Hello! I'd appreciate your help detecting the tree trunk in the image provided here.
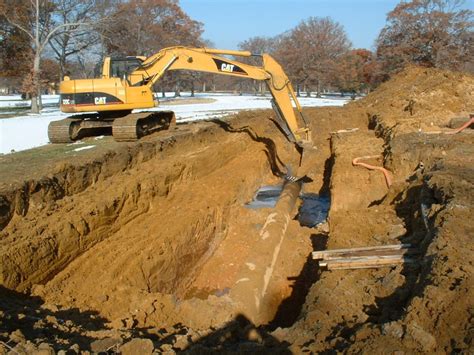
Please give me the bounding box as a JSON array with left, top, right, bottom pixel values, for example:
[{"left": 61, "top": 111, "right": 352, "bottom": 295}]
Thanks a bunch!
[
  {"left": 174, "top": 80, "right": 181, "bottom": 97},
  {"left": 202, "top": 81, "right": 206, "bottom": 92},
  {"left": 191, "top": 80, "right": 195, "bottom": 97},
  {"left": 31, "top": 0, "right": 42, "bottom": 114},
  {"left": 316, "top": 80, "right": 322, "bottom": 98},
  {"left": 296, "top": 83, "right": 301, "bottom": 97},
  {"left": 31, "top": 53, "right": 42, "bottom": 113},
  {"left": 59, "top": 56, "right": 65, "bottom": 82}
]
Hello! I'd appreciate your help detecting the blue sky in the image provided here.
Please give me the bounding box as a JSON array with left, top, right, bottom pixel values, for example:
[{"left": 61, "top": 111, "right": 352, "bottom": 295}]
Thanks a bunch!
[{"left": 180, "top": 0, "right": 403, "bottom": 51}]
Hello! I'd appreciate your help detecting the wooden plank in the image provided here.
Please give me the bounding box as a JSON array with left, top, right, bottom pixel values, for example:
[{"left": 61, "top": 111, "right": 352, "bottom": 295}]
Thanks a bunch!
[
  {"left": 319, "top": 254, "right": 406, "bottom": 266},
  {"left": 312, "top": 244, "right": 412, "bottom": 260},
  {"left": 321, "top": 248, "right": 419, "bottom": 260},
  {"left": 328, "top": 263, "right": 413, "bottom": 270},
  {"left": 320, "top": 256, "right": 417, "bottom": 270}
]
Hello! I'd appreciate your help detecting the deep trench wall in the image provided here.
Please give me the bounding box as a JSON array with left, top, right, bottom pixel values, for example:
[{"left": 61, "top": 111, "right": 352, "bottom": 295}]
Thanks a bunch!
[
  {"left": 361, "top": 123, "right": 474, "bottom": 352},
  {"left": 0, "top": 137, "right": 184, "bottom": 290},
  {"left": 0, "top": 138, "right": 175, "bottom": 231},
  {"left": 361, "top": 68, "right": 473, "bottom": 352},
  {"left": 0, "top": 113, "right": 294, "bottom": 292}
]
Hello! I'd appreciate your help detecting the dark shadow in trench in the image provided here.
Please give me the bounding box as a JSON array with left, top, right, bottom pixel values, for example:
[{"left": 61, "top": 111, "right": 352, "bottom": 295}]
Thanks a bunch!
[
  {"left": 364, "top": 181, "right": 437, "bottom": 324},
  {"left": 268, "top": 233, "right": 329, "bottom": 329},
  {"left": 0, "top": 286, "right": 108, "bottom": 351},
  {"left": 182, "top": 313, "right": 291, "bottom": 354},
  {"left": 209, "top": 119, "right": 290, "bottom": 178},
  {"left": 318, "top": 153, "right": 334, "bottom": 197}
]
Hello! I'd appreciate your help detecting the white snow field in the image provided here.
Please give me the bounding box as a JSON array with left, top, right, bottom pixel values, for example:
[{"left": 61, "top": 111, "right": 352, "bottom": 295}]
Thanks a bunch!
[{"left": 0, "top": 93, "right": 349, "bottom": 154}]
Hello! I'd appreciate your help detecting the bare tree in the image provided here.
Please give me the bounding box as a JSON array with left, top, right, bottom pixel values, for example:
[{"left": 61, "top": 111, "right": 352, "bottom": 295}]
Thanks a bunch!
[
  {"left": 276, "top": 17, "right": 352, "bottom": 97},
  {"left": 376, "top": 0, "right": 473, "bottom": 74},
  {"left": 98, "top": 0, "right": 203, "bottom": 97},
  {"left": 99, "top": 0, "right": 203, "bottom": 56},
  {"left": 48, "top": 0, "right": 102, "bottom": 80},
  {"left": 0, "top": 0, "right": 93, "bottom": 112},
  {"left": 238, "top": 36, "right": 279, "bottom": 94}
]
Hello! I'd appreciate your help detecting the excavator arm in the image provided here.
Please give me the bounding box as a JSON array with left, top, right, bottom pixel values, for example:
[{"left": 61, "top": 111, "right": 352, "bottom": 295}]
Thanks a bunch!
[{"left": 128, "top": 47, "right": 311, "bottom": 146}]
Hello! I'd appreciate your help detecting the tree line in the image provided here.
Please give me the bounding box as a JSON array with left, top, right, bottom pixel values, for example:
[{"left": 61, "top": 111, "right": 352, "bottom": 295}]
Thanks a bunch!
[
  {"left": 239, "top": 0, "right": 472, "bottom": 96},
  {"left": 0, "top": 0, "right": 472, "bottom": 113}
]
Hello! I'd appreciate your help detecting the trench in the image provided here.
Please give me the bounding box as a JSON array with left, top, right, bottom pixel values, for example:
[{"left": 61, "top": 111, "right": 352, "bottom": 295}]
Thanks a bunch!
[
  {"left": 0, "top": 112, "right": 327, "bottom": 332},
  {"left": 1, "top": 106, "right": 375, "bottom": 339}
]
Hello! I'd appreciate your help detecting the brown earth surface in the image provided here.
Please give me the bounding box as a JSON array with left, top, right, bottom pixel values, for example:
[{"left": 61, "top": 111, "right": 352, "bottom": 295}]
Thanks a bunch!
[{"left": 0, "top": 66, "right": 473, "bottom": 354}]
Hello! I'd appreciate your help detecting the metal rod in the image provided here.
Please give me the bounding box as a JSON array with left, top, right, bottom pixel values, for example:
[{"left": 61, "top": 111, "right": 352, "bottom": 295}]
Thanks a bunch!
[{"left": 202, "top": 48, "right": 252, "bottom": 57}]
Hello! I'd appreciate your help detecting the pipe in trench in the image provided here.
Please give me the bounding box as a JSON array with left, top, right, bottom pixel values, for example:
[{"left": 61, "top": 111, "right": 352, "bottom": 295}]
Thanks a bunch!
[{"left": 230, "top": 180, "right": 302, "bottom": 325}]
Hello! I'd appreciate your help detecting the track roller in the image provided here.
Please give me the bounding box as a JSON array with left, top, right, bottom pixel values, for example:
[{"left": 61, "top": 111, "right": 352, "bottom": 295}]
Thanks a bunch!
[{"left": 112, "top": 111, "right": 176, "bottom": 142}]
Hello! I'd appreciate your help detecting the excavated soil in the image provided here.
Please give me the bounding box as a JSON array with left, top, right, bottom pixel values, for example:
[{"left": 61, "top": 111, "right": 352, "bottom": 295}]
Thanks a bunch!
[{"left": 0, "top": 66, "right": 473, "bottom": 353}]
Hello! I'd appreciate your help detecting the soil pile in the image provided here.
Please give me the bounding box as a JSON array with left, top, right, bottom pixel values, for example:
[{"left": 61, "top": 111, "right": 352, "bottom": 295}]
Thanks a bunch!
[{"left": 361, "top": 65, "right": 473, "bottom": 134}]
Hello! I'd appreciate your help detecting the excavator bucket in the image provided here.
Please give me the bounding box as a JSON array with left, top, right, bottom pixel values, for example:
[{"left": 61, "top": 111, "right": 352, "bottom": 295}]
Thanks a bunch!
[{"left": 296, "top": 140, "right": 317, "bottom": 181}]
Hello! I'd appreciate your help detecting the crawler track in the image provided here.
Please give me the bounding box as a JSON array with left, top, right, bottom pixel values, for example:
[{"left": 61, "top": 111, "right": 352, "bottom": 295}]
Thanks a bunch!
[
  {"left": 48, "top": 111, "right": 176, "bottom": 143},
  {"left": 47, "top": 118, "right": 84, "bottom": 143}
]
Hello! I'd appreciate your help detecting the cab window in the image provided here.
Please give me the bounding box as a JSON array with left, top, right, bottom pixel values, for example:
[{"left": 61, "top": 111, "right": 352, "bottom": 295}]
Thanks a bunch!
[{"left": 110, "top": 58, "right": 143, "bottom": 79}]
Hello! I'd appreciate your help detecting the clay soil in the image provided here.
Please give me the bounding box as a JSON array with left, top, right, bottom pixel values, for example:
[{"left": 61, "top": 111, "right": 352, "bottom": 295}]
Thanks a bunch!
[{"left": 0, "top": 66, "right": 473, "bottom": 354}]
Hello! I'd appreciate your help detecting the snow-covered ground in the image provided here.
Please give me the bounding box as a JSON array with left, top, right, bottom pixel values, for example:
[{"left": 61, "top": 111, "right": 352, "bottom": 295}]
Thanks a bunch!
[
  {"left": 0, "top": 93, "right": 349, "bottom": 155},
  {"left": 0, "top": 94, "right": 60, "bottom": 109}
]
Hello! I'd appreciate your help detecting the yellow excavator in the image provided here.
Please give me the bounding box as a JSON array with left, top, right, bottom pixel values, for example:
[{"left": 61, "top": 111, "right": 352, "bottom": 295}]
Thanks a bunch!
[{"left": 49, "top": 47, "right": 311, "bottom": 150}]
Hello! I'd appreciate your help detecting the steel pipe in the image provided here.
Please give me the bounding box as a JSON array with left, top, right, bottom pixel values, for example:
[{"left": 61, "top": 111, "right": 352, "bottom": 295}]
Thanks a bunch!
[{"left": 230, "top": 180, "right": 302, "bottom": 324}]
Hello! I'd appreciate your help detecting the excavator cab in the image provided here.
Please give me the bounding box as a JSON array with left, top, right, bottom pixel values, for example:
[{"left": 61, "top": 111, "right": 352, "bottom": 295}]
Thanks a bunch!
[
  {"left": 92, "top": 56, "right": 146, "bottom": 80},
  {"left": 109, "top": 57, "right": 143, "bottom": 79}
]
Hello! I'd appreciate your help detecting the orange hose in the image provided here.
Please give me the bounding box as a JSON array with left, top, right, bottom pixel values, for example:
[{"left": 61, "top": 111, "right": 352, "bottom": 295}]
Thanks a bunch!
[
  {"left": 444, "top": 115, "right": 474, "bottom": 135},
  {"left": 352, "top": 155, "right": 392, "bottom": 188}
]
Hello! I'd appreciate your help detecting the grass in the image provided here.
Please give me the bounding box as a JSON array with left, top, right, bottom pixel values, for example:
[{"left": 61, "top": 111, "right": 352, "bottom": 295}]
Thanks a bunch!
[{"left": 0, "top": 136, "right": 120, "bottom": 187}]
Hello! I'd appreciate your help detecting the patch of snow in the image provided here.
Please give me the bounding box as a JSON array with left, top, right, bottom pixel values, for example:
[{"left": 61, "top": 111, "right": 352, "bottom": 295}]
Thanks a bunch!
[
  {"left": 73, "top": 145, "right": 95, "bottom": 152},
  {"left": 140, "top": 93, "right": 349, "bottom": 123},
  {"left": 0, "top": 112, "right": 67, "bottom": 154},
  {"left": 67, "top": 141, "right": 84, "bottom": 146}
]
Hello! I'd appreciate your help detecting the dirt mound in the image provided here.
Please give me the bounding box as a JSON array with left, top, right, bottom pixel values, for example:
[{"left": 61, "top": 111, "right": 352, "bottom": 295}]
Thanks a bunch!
[
  {"left": 0, "top": 66, "right": 473, "bottom": 353},
  {"left": 357, "top": 65, "right": 474, "bottom": 136}
]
